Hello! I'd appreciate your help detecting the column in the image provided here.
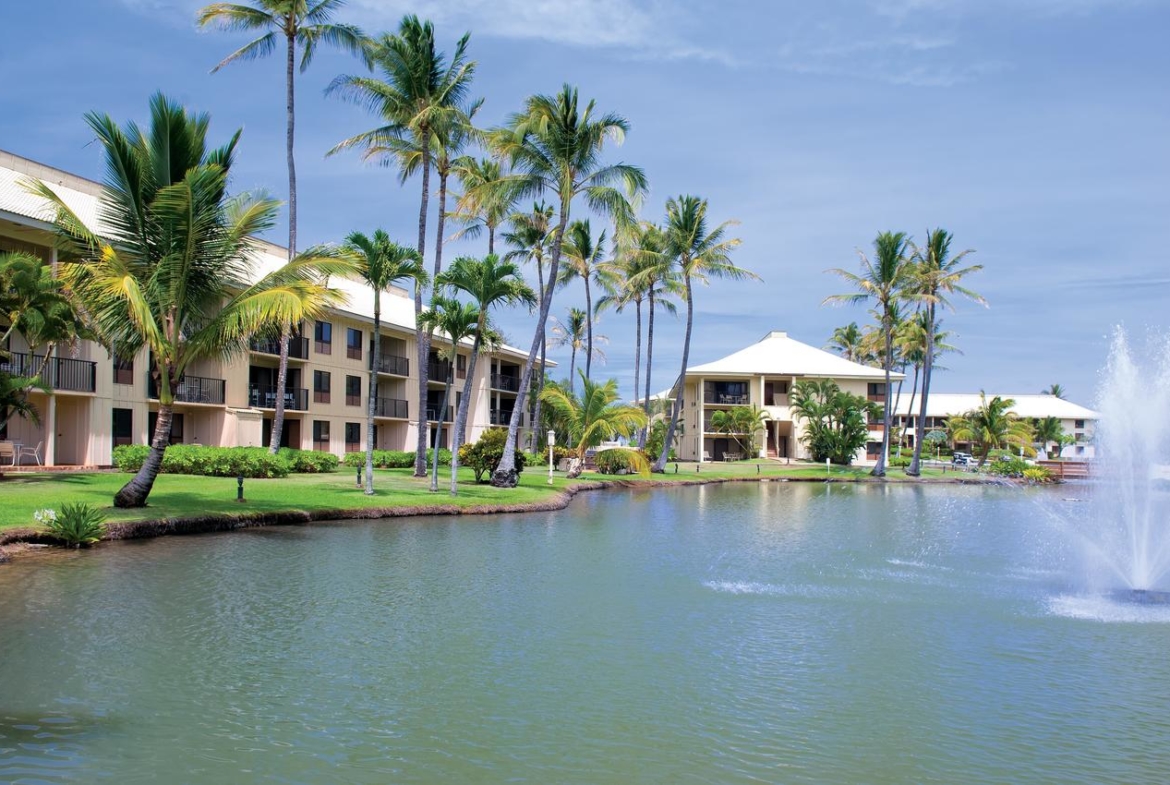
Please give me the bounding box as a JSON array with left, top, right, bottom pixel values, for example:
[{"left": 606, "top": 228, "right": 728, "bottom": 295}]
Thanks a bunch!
[{"left": 45, "top": 395, "right": 56, "bottom": 467}]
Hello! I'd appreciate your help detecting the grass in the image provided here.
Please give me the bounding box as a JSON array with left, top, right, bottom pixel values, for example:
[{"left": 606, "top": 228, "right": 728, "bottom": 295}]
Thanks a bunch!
[{"left": 0, "top": 460, "right": 959, "bottom": 533}]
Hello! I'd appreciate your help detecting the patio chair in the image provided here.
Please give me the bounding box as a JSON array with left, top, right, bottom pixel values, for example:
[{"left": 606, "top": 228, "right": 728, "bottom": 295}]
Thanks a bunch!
[
  {"left": 0, "top": 441, "right": 14, "bottom": 466},
  {"left": 17, "top": 440, "right": 43, "bottom": 466},
  {"left": 702, "top": 450, "right": 712, "bottom": 462}
]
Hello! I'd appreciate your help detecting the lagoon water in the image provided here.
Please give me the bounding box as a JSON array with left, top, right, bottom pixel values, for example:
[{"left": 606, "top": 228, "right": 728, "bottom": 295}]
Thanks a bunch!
[{"left": 2, "top": 482, "right": 1170, "bottom": 784}]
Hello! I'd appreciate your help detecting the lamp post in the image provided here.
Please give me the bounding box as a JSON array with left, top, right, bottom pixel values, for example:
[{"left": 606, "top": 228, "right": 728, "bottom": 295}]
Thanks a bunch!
[{"left": 547, "top": 430, "right": 556, "bottom": 485}]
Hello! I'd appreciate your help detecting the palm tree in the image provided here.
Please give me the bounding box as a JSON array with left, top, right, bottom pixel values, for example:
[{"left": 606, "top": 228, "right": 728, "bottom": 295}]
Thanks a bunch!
[
  {"left": 894, "top": 312, "right": 959, "bottom": 456},
  {"left": 436, "top": 254, "right": 535, "bottom": 495},
  {"left": 1032, "top": 415, "right": 1065, "bottom": 458},
  {"left": 824, "top": 231, "right": 913, "bottom": 477},
  {"left": 649, "top": 196, "right": 753, "bottom": 473},
  {"left": 906, "top": 229, "right": 984, "bottom": 476},
  {"left": 198, "top": 0, "right": 366, "bottom": 456},
  {"left": 550, "top": 308, "right": 609, "bottom": 394},
  {"left": 949, "top": 393, "right": 1033, "bottom": 467},
  {"left": 449, "top": 157, "right": 519, "bottom": 255},
  {"left": 486, "top": 85, "right": 647, "bottom": 487},
  {"left": 826, "top": 322, "right": 866, "bottom": 363},
  {"left": 558, "top": 219, "right": 607, "bottom": 379},
  {"left": 418, "top": 296, "right": 480, "bottom": 493},
  {"left": 1041, "top": 383, "right": 1067, "bottom": 399},
  {"left": 631, "top": 223, "right": 681, "bottom": 449},
  {"left": 709, "top": 405, "right": 769, "bottom": 459},
  {"left": 327, "top": 15, "right": 476, "bottom": 477},
  {"left": 344, "top": 230, "right": 428, "bottom": 495},
  {"left": 30, "top": 94, "right": 352, "bottom": 506},
  {"left": 539, "top": 371, "right": 648, "bottom": 478}
]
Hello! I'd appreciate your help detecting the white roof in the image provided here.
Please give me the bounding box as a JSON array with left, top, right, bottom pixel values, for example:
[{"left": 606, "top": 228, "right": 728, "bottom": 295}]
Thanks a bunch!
[
  {"left": 0, "top": 149, "right": 541, "bottom": 364},
  {"left": 688, "top": 330, "right": 900, "bottom": 381},
  {"left": 893, "top": 393, "right": 1099, "bottom": 421}
]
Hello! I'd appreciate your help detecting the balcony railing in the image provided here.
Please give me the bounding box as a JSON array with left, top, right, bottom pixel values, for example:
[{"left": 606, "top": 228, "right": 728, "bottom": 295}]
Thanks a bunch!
[
  {"left": 491, "top": 373, "right": 520, "bottom": 392},
  {"left": 250, "top": 336, "right": 309, "bottom": 360},
  {"left": 428, "top": 360, "right": 451, "bottom": 381},
  {"left": 0, "top": 352, "right": 96, "bottom": 393},
  {"left": 248, "top": 384, "right": 308, "bottom": 411},
  {"left": 148, "top": 375, "right": 226, "bottom": 405},
  {"left": 425, "top": 405, "right": 453, "bottom": 422},
  {"left": 371, "top": 353, "right": 410, "bottom": 376},
  {"left": 489, "top": 408, "right": 522, "bottom": 426},
  {"left": 703, "top": 390, "right": 749, "bottom": 405},
  {"left": 374, "top": 398, "right": 409, "bottom": 419}
]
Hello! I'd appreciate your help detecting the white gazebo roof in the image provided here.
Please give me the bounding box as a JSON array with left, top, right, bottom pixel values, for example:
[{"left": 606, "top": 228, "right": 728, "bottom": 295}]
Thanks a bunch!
[{"left": 688, "top": 330, "right": 899, "bottom": 381}]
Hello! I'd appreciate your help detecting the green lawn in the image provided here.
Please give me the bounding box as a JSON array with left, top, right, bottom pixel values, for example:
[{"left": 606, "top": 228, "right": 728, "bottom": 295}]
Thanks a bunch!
[{"left": 0, "top": 460, "right": 957, "bottom": 533}]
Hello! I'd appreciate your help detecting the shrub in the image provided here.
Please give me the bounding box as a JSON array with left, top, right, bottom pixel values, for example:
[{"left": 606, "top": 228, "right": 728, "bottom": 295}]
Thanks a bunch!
[
  {"left": 988, "top": 457, "right": 1031, "bottom": 478},
  {"left": 342, "top": 449, "right": 451, "bottom": 469},
  {"left": 552, "top": 445, "right": 575, "bottom": 464},
  {"left": 594, "top": 448, "right": 650, "bottom": 475},
  {"left": 112, "top": 444, "right": 149, "bottom": 472},
  {"left": 280, "top": 448, "right": 339, "bottom": 473},
  {"left": 112, "top": 444, "right": 289, "bottom": 478},
  {"left": 1022, "top": 466, "right": 1055, "bottom": 484},
  {"left": 458, "top": 428, "right": 526, "bottom": 483},
  {"left": 38, "top": 503, "right": 106, "bottom": 548},
  {"left": 888, "top": 455, "right": 912, "bottom": 468}
]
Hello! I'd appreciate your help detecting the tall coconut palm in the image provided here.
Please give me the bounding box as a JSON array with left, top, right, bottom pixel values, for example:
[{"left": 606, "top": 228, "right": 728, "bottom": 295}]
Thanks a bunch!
[
  {"left": 1041, "top": 383, "right": 1067, "bottom": 400},
  {"left": 418, "top": 295, "right": 479, "bottom": 493},
  {"left": 894, "top": 312, "right": 959, "bottom": 456},
  {"left": 950, "top": 393, "right": 1033, "bottom": 467},
  {"left": 449, "top": 157, "right": 519, "bottom": 256},
  {"left": 558, "top": 219, "right": 607, "bottom": 379},
  {"left": 632, "top": 223, "right": 681, "bottom": 449},
  {"left": 550, "top": 308, "right": 608, "bottom": 394},
  {"left": 595, "top": 226, "right": 648, "bottom": 403},
  {"left": 824, "top": 231, "right": 913, "bottom": 477},
  {"left": 344, "top": 230, "right": 428, "bottom": 495},
  {"left": 906, "top": 229, "right": 984, "bottom": 476},
  {"left": 486, "top": 85, "right": 647, "bottom": 487},
  {"left": 327, "top": 15, "right": 476, "bottom": 477},
  {"left": 436, "top": 254, "right": 535, "bottom": 495},
  {"left": 198, "top": 0, "right": 366, "bottom": 456},
  {"left": 539, "top": 372, "right": 648, "bottom": 478},
  {"left": 502, "top": 201, "right": 555, "bottom": 448},
  {"left": 1033, "top": 415, "right": 1065, "bottom": 458},
  {"left": 650, "top": 196, "right": 753, "bottom": 473},
  {"left": 30, "top": 94, "right": 352, "bottom": 506},
  {"left": 826, "top": 322, "right": 866, "bottom": 364}
]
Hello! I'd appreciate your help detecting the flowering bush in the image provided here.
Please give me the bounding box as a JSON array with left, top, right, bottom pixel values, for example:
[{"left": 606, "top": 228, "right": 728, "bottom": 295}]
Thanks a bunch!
[{"left": 37, "top": 503, "right": 106, "bottom": 548}]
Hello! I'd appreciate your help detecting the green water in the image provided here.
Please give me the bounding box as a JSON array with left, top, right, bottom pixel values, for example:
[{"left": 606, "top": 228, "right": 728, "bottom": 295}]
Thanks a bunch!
[{"left": 2, "top": 483, "right": 1169, "bottom": 783}]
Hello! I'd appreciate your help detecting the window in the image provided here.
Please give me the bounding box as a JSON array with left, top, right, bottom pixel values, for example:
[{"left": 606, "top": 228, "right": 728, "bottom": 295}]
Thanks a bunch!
[
  {"left": 148, "top": 412, "right": 184, "bottom": 445},
  {"left": 314, "top": 321, "right": 332, "bottom": 355},
  {"left": 345, "top": 375, "right": 361, "bottom": 406},
  {"left": 868, "top": 383, "right": 887, "bottom": 397},
  {"left": 346, "top": 328, "right": 362, "bottom": 360},
  {"left": 112, "top": 408, "right": 133, "bottom": 447},
  {"left": 456, "top": 354, "right": 467, "bottom": 379},
  {"left": 313, "top": 420, "right": 330, "bottom": 451},
  {"left": 345, "top": 422, "right": 361, "bottom": 452},
  {"left": 866, "top": 441, "right": 882, "bottom": 458},
  {"left": 313, "top": 370, "right": 331, "bottom": 404},
  {"left": 1075, "top": 419, "right": 1085, "bottom": 429},
  {"left": 113, "top": 354, "right": 134, "bottom": 386}
]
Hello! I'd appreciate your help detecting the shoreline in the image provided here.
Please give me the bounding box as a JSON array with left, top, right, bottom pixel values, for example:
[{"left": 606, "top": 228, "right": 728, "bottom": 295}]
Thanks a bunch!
[{"left": 0, "top": 472, "right": 1006, "bottom": 564}]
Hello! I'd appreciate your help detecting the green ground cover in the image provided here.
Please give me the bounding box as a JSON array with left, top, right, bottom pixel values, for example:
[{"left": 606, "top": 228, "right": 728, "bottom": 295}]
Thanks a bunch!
[{"left": 0, "top": 460, "right": 955, "bottom": 533}]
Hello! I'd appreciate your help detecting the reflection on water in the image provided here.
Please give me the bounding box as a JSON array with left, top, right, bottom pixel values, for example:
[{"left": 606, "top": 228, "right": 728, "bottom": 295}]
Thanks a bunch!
[{"left": 3, "top": 483, "right": 1170, "bottom": 784}]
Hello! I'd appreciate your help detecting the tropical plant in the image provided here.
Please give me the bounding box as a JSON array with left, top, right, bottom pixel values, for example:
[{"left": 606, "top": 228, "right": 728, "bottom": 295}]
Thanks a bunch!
[
  {"left": 905, "top": 229, "right": 984, "bottom": 476},
  {"left": 449, "top": 156, "right": 519, "bottom": 255},
  {"left": 709, "top": 405, "right": 770, "bottom": 458},
  {"left": 436, "top": 254, "right": 535, "bottom": 495},
  {"left": 0, "top": 371, "right": 45, "bottom": 442},
  {"left": 558, "top": 219, "right": 608, "bottom": 380},
  {"left": 1032, "top": 415, "right": 1065, "bottom": 459},
  {"left": 539, "top": 372, "right": 648, "bottom": 478},
  {"left": 1041, "top": 383, "right": 1067, "bottom": 399},
  {"left": 198, "top": 0, "right": 367, "bottom": 455},
  {"left": 948, "top": 393, "right": 1033, "bottom": 467},
  {"left": 345, "top": 230, "right": 428, "bottom": 494},
  {"left": 826, "top": 322, "right": 868, "bottom": 364},
  {"left": 328, "top": 14, "right": 476, "bottom": 477},
  {"left": 29, "top": 94, "right": 352, "bottom": 507},
  {"left": 39, "top": 503, "right": 106, "bottom": 548},
  {"left": 550, "top": 307, "right": 609, "bottom": 394},
  {"left": 789, "top": 379, "right": 879, "bottom": 465},
  {"left": 418, "top": 295, "right": 480, "bottom": 493},
  {"left": 894, "top": 310, "right": 960, "bottom": 454},
  {"left": 824, "top": 230, "right": 914, "bottom": 477},
  {"left": 646, "top": 195, "right": 753, "bottom": 472},
  {"left": 486, "top": 85, "right": 647, "bottom": 487},
  {"left": 457, "top": 427, "right": 527, "bottom": 483}
]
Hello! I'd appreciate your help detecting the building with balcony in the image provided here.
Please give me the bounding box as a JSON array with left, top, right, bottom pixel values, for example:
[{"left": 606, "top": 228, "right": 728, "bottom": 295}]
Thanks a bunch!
[
  {"left": 0, "top": 148, "right": 551, "bottom": 466},
  {"left": 674, "top": 330, "right": 901, "bottom": 464}
]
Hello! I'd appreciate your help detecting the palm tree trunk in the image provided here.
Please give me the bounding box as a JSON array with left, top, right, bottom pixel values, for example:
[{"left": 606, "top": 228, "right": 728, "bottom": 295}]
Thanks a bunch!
[
  {"left": 903, "top": 362, "right": 920, "bottom": 459},
  {"left": 488, "top": 225, "right": 495, "bottom": 257},
  {"left": 568, "top": 346, "right": 577, "bottom": 395},
  {"left": 530, "top": 260, "right": 547, "bottom": 450},
  {"left": 412, "top": 139, "right": 433, "bottom": 477},
  {"left": 451, "top": 332, "right": 483, "bottom": 496},
  {"left": 654, "top": 274, "right": 693, "bottom": 473},
  {"left": 873, "top": 320, "right": 892, "bottom": 477},
  {"left": 114, "top": 400, "right": 173, "bottom": 508},
  {"left": 632, "top": 298, "right": 642, "bottom": 445},
  {"left": 640, "top": 288, "right": 656, "bottom": 451},
  {"left": 492, "top": 208, "right": 569, "bottom": 487},
  {"left": 365, "top": 298, "right": 381, "bottom": 495},
  {"left": 891, "top": 364, "right": 906, "bottom": 458},
  {"left": 584, "top": 276, "right": 593, "bottom": 379},
  {"left": 907, "top": 304, "right": 935, "bottom": 476},
  {"left": 433, "top": 367, "right": 454, "bottom": 493},
  {"left": 268, "top": 324, "right": 291, "bottom": 455}
]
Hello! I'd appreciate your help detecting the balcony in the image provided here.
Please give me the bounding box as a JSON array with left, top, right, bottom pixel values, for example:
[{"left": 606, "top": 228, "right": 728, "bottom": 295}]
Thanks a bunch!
[
  {"left": 491, "top": 373, "right": 520, "bottom": 393},
  {"left": 248, "top": 384, "right": 308, "bottom": 411},
  {"left": 0, "top": 352, "right": 96, "bottom": 393},
  {"left": 373, "top": 398, "right": 409, "bottom": 419},
  {"left": 371, "top": 353, "right": 410, "bottom": 377},
  {"left": 489, "top": 408, "right": 522, "bottom": 426},
  {"left": 148, "top": 375, "right": 226, "bottom": 405},
  {"left": 425, "top": 405, "right": 453, "bottom": 422},
  {"left": 703, "top": 390, "right": 749, "bottom": 405},
  {"left": 428, "top": 360, "right": 451, "bottom": 381},
  {"left": 250, "top": 336, "right": 309, "bottom": 360}
]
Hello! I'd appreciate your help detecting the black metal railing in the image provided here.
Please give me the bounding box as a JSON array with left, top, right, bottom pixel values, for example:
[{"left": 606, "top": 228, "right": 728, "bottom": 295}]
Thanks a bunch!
[
  {"left": 248, "top": 384, "right": 308, "bottom": 411},
  {"left": 249, "top": 336, "right": 309, "bottom": 360},
  {"left": 370, "top": 353, "right": 410, "bottom": 376},
  {"left": 428, "top": 360, "right": 451, "bottom": 381},
  {"left": 703, "top": 389, "right": 749, "bottom": 405},
  {"left": 491, "top": 373, "right": 520, "bottom": 392},
  {"left": 490, "top": 408, "right": 522, "bottom": 426},
  {"left": 148, "top": 375, "right": 226, "bottom": 405},
  {"left": 373, "top": 398, "right": 409, "bottom": 419},
  {"left": 425, "top": 405, "right": 453, "bottom": 422},
  {"left": 0, "top": 352, "right": 96, "bottom": 393}
]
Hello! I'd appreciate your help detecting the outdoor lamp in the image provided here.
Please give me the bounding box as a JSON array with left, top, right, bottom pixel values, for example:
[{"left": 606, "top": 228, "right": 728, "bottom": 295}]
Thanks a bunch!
[{"left": 547, "top": 430, "right": 556, "bottom": 485}]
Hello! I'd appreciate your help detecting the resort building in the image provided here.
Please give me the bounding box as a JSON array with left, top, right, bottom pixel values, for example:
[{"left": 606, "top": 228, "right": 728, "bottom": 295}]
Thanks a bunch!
[
  {"left": 892, "top": 393, "right": 1098, "bottom": 459},
  {"left": 676, "top": 331, "right": 901, "bottom": 464},
  {"left": 0, "top": 149, "right": 548, "bottom": 467}
]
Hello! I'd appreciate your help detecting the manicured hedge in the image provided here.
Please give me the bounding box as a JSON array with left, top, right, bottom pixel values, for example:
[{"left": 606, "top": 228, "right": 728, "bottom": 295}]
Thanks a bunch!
[
  {"left": 341, "top": 448, "right": 452, "bottom": 469},
  {"left": 112, "top": 444, "right": 338, "bottom": 478}
]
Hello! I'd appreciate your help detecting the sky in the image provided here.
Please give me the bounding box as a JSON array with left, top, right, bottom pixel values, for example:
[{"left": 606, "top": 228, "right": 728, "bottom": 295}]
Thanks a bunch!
[{"left": 2, "top": 0, "right": 1168, "bottom": 406}]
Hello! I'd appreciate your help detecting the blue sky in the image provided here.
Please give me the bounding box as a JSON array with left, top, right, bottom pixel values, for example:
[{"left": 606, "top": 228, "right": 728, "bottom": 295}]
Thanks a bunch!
[{"left": 3, "top": 0, "right": 1168, "bottom": 405}]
